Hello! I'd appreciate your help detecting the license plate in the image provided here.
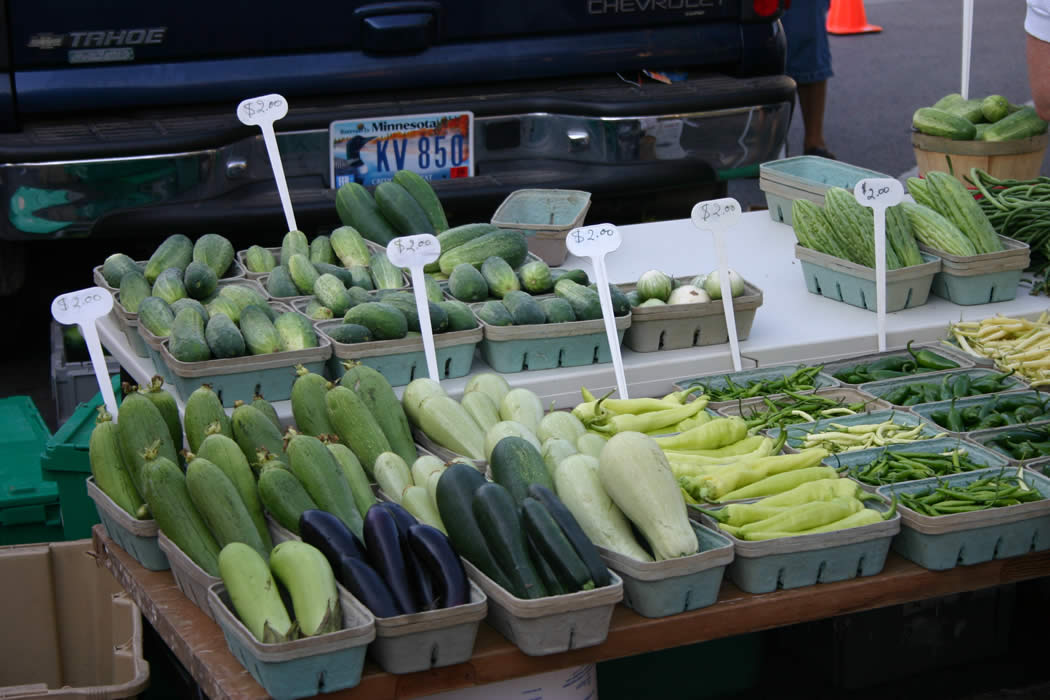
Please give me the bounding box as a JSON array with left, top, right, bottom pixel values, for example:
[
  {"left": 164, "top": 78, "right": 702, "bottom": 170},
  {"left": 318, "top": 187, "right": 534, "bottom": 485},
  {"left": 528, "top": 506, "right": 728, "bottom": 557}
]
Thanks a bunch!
[{"left": 329, "top": 111, "right": 474, "bottom": 189}]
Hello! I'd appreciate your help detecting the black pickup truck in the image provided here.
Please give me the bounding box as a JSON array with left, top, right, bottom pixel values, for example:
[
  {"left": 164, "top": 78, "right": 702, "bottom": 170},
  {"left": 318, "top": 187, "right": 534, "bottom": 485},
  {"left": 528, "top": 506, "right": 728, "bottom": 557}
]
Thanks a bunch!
[{"left": 0, "top": 0, "right": 794, "bottom": 293}]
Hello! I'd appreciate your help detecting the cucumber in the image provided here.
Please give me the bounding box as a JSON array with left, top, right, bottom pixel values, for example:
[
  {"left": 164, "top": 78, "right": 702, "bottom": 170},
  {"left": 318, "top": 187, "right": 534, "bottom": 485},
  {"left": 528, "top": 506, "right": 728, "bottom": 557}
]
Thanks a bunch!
[
  {"left": 310, "top": 235, "right": 336, "bottom": 265},
  {"left": 205, "top": 295, "right": 241, "bottom": 324},
  {"left": 369, "top": 250, "right": 405, "bottom": 290},
  {"left": 375, "top": 180, "right": 433, "bottom": 235},
  {"left": 198, "top": 429, "right": 272, "bottom": 551},
  {"left": 269, "top": 541, "right": 341, "bottom": 636},
  {"left": 184, "top": 260, "right": 218, "bottom": 300},
  {"left": 231, "top": 401, "right": 285, "bottom": 469},
  {"left": 347, "top": 265, "right": 375, "bottom": 291},
  {"left": 327, "top": 323, "right": 373, "bottom": 344},
  {"left": 329, "top": 225, "right": 372, "bottom": 267},
  {"left": 258, "top": 467, "right": 318, "bottom": 535},
  {"left": 476, "top": 300, "right": 513, "bottom": 326},
  {"left": 313, "top": 274, "right": 353, "bottom": 316},
  {"left": 343, "top": 301, "right": 408, "bottom": 340},
  {"left": 982, "top": 106, "right": 1049, "bottom": 142},
  {"left": 439, "top": 299, "right": 479, "bottom": 331},
  {"left": 280, "top": 230, "right": 310, "bottom": 265},
  {"left": 335, "top": 182, "right": 399, "bottom": 245},
  {"left": 101, "top": 253, "right": 140, "bottom": 287},
  {"left": 240, "top": 305, "right": 282, "bottom": 355},
  {"left": 218, "top": 543, "right": 295, "bottom": 643},
  {"left": 219, "top": 283, "right": 268, "bottom": 312},
  {"left": 117, "top": 391, "right": 179, "bottom": 498},
  {"left": 438, "top": 229, "right": 528, "bottom": 276},
  {"left": 448, "top": 263, "right": 489, "bottom": 302},
  {"left": 265, "top": 265, "right": 301, "bottom": 298},
  {"left": 303, "top": 299, "right": 335, "bottom": 321},
  {"left": 436, "top": 223, "right": 500, "bottom": 256},
  {"left": 151, "top": 267, "right": 187, "bottom": 305},
  {"left": 141, "top": 450, "right": 221, "bottom": 576},
  {"left": 472, "top": 482, "right": 547, "bottom": 598},
  {"left": 193, "top": 233, "right": 235, "bottom": 278},
  {"left": 393, "top": 169, "right": 449, "bottom": 233},
  {"left": 244, "top": 245, "right": 277, "bottom": 274},
  {"left": 287, "top": 253, "right": 321, "bottom": 295},
  {"left": 912, "top": 107, "right": 977, "bottom": 140},
  {"left": 554, "top": 278, "right": 602, "bottom": 320},
  {"left": 205, "top": 312, "right": 246, "bottom": 358},
  {"left": 539, "top": 297, "right": 576, "bottom": 324},
  {"left": 185, "top": 456, "right": 268, "bottom": 558},
  {"left": 274, "top": 311, "right": 319, "bottom": 351},
  {"left": 422, "top": 273, "right": 444, "bottom": 304},
  {"left": 521, "top": 497, "right": 594, "bottom": 591},
  {"left": 325, "top": 385, "right": 392, "bottom": 476},
  {"left": 518, "top": 260, "right": 553, "bottom": 294},
  {"left": 980, "top": 94, "right": 1011, "bottom": 123},
  {"left": 435, "top": 463, "right": 514, "bottom": 590},
  {"left": 137, "top": 296, "right": 175, "bottom": 337},
  {"left": 550, "top": 268, "right": 589, "bottom": 286},
  {"left": 489, "top": 436, "right": 554, "bottom": 506},
  {"left": 118, "top": 270, "right": 151, "bottom": 313},
  {"left": 184, "top": 384, "right": 232, "bottom": 454},
  {"left": 324, "top": 440, "right": 377, "bottom": 519},
  {"left": 286, "top": 431, "right": 364, "bottom": 539},
  {"left": 502, "top": 290, "right": 546, "bottom": 325},
  {"left": 89, "top": 407, "right": 144, "bottom": 518},
  {"left": 340, "top": 361, "right": 418, "bottom": 466},
  {"left": 291, "top": 365, "right": 335, "bottom": 437},
  {"left": 137, "top": 377, "right": 183, "bottom": 453},
  {"left": 481, "top": 256, "right": 521, "bottom": 298},
  {"left": 144, "top": 234, "right": 193, "bottom": 284},
  {"left": 169, "top": 307, "right": 211, "bottom": 362}
]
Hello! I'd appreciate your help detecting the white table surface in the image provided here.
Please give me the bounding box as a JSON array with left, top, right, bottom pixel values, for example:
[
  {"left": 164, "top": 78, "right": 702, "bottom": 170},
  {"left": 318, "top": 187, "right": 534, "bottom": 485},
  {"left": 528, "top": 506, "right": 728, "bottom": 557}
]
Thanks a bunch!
[{"left": 97, "top": 211, "right": 1050, "bottom": 421}]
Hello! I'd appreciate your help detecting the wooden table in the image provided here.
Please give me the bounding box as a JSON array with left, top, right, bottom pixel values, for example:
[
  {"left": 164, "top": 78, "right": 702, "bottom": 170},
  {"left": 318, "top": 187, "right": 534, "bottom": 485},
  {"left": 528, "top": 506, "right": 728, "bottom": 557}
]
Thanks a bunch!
[{"left": 91, "top": 525, "right": 1050, "bottom": 700}]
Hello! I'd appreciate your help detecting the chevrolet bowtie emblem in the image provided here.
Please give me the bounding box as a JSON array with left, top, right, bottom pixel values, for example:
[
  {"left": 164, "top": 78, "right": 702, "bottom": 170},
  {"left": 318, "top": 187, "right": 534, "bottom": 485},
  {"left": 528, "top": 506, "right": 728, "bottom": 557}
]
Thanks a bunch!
[{"left": 28, "top": 33, "right": 65, "bottom": 50}]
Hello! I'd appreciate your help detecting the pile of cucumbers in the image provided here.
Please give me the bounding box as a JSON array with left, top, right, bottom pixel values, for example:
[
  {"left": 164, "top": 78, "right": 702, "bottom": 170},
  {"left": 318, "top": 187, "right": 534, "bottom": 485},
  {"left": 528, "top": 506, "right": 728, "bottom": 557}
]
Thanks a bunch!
[
  {"left": 475, "top": 276, "right": 630, "bottom": 328},
  {"left": 913, "top": 92, "right": 1048, "bottom": 142},
  {"left": 100, "top": 232, "right": 240, "bottom": 300},
  {"left": 325, "top": 288, "right": 479, "bottom": 345},
  {"left": 446, "top": 254, "right": 566, "bottom": 302},
  {"left": 335, "top": 170, "right": 449, "bottom": 246}
]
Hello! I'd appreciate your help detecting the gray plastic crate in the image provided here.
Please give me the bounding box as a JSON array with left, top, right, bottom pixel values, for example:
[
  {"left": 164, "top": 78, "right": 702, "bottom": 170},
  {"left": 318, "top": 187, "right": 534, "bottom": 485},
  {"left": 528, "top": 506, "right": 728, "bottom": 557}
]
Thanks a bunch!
[
  {"left": 461, "top": 559, "right": 622, "bottom": 656},
  {"left": 693, "top": 499, "right": 899, "bottom": 594},
  {"left": 369, "top": 580, "right": 488, "bottom": 674},
  {"left": 823, "top": 343, "right": 976, "bottom": 385},
  {"left": 86, "top": 477, "right": 169, "bottom": 571},
  {"left": 858, "top": 367, "right": 1029, "bottom": 406},
  {"left": 158, "top": 531, "right": 219, "bottom": 620},
  {"left": 910, "top": 390, "right": 1050, "bottom": 434},
  {"left": 673, "top": 364, "right": 839, "bottom": 410},
  {"left": 208, "top": 582, "right": 375, "bottom": 700},
  {"left": 826, "top": 436, "right": 1012, "bottom": 492},
  {"left": 768, "top": 409, "right": 946, "bottom": 453},
  {"left": 316, "top": 320, "right": 481, "bottom": 386},
  {"left": 596, "top": 522, "right": 733, "bottom": 618},
  {"left": 795, "top": 245, "right": 940, "bottom": 313},
  {"left": 474, "top": 308, "right": 631, "bottom": 374},
  {"left": 50, "top": 321, "right": 122, "bottom": 425},
  {"left": 875, "top": 466, "right": 1050, "bottom": 570}
]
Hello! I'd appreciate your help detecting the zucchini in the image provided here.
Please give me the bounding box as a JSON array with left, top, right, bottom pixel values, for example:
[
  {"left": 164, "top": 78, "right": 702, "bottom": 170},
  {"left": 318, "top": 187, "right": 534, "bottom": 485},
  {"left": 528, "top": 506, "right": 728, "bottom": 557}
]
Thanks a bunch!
[
  {"left": 286, "top": 431, "right": 364, "bottom": 539},
  {"left": 325, "top": 385, "right": 393, "bottom": 476},
  {"left": 258, "top": 467, "right": 318, "bottom": 535},
  {"left": 231, "top": 401, "right": 286, "bottom": 469},
  {"left": 537, "top": 411, "right": 586, "bottom": 444},
  {"left": 411, "top": 455, "right": 446, "bottom": 490},
  {"left": 269, "top": 541, "right": 342, "bottom": 636},
  {"left": 291, "top": 365, "right": 335, "bottom": 437},
  {"left": 437, "top": 229, "right": 529, "bottom": 276},
  {"left": 472, "top": 482, "right": 548, "bottom": 599},
  {"left": 393, "top": 169, "right": 449, "bottom": 233},
  {"left": 435, "top": 464, "right": 514, "bottom": 590},
  {"left": 527, "top": 534, "right": 567, "bottom": 596},
  {"left": 375, "top": 180, "right": 433, "bottom": 235},
  {"left": 185, "top": 456, "right": 269, "bottom": 559},
  {"left": 461, "top": 391, "right": 501, "bottom": 434},
  {"left": 141, "top": 449, "right": 221, "bottom": 576},
  {"left": 484, "top": 421, "right": 542, "bottom": 462},
  {"left": 218, "top": 542, "right": 295, "bottom": 643},
  {"left": 198, "top": 428, "right": 272, "bottom": 551},
  {"left": 489, "top": 436, "right": 554, "bottom": 505},
  {"left": 463, "top": 373, "right": 511, "bottom": 411},
  {"left": 88, "top": 407, "right": 144, "bottom": 518},
  {"left": 137, "top": 376, "right": 183, "bottom": 451},
  {"left": 401, "top": 486, "right": 445, "bottom": 532},
  {"left": 251, "top": 392, "right": 282, "bottom": 432},
  {"left": 521, "top": 496, "right": 594, "bottom": 591},
  {"left": 184, "top": 384, "right": 232, "bottom": 454},
  {"left": 401, "top": 377, "right": 448, "bottom": 427},
  {"left": 541, "top": 438, "right": 578, "bottom": 478},
  {"left": 528, "top": 483, "right": 613, "bottom": 587},
  {"left": 340, "top": 361, "right": 418, "bottom": 466}
]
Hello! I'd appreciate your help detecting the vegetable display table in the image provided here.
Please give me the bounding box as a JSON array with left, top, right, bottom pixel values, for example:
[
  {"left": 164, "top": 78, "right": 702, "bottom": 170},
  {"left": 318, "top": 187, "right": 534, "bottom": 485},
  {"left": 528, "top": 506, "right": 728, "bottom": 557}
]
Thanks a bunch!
[
  {"left": 91, "top": 525, "right": 1050, "bottom": 700},
  {"left": 95, "top": 212, "right": 1050, "bottom": 422}
]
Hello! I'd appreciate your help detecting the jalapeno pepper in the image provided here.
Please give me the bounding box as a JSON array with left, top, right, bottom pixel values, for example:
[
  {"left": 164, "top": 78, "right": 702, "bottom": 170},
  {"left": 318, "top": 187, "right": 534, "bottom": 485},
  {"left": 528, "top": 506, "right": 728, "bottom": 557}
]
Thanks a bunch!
[
  {"left": 946, "top": 400, "right": 965, "bottom": 432},
  {"left": 952, "top": 374, "right": 972, "bottom": 399},
  {"left": 883, "top": 386, "right": 912, "bottom": 405},
  {"left": 906, "top": 340, "right": 960, "bottom": 371},
  {"left": 939, "top": 374, "right": 953, "bottom": 402}
]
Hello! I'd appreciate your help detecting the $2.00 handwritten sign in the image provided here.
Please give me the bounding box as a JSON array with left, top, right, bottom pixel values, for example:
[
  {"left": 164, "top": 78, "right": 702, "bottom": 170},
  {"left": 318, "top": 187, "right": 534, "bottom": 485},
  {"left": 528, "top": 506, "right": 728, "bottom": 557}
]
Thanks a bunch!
[
  {"left": 51, "top": 286, "right": 120, "bottom": 417},
  {"left": 237, "top": 94, "right": 287, "bottom": 126},
  {"left": 566, "top": 224, "right": 622, "bottom": 257},
  {"left": 386, "top": 234, "right": 441, "bottom": 268}
]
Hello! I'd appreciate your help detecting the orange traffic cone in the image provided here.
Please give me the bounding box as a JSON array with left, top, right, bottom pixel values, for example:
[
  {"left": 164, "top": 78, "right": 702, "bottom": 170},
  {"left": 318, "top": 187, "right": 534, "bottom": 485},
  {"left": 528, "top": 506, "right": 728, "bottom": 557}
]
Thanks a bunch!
[{"left": 826, "top": 0, "right": 882, "bottom": 35}]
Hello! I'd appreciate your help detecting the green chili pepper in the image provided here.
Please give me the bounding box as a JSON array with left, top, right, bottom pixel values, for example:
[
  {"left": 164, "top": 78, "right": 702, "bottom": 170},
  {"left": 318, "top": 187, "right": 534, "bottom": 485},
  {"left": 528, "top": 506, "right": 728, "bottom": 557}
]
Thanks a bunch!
[
  {"left": 906, "top": 340, "right": 960, "bottom": 371},
  {"left": 946, "top": 400, "right": 965, "bottom": 432},
  {"left": 952, "top": 374, "right": 972, "bottom": 398}
]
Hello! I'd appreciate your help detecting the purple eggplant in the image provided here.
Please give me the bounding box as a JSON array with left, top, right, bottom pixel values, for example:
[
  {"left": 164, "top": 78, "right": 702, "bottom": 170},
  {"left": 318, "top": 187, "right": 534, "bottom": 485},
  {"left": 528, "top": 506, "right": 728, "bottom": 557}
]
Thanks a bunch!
[
  {"left": 407, "top": 523, "right": 470, "bottom": 608},
  {"left": 363, "top": 504, "right": 419, "bottom": 614},
  {"left": 335, "top": 554, "right": 402, "bottom": 618},
  {"left": 299, "top": 509, "right": 368, "bottom": 567},
  {"left": 374, "top": 501, "right": 439, "bottom": 610}
]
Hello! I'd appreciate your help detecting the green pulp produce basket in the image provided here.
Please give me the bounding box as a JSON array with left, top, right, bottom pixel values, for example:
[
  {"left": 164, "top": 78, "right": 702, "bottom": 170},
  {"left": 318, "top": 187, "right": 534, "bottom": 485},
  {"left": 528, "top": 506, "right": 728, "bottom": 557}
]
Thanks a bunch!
[
  {"left": 768, "top": 409, "right": 947, "bottom": 453},
  {"left": 39, "top": 378, "right": 122, "bottom": 541},
  {"left": 823, "top": 343, "right": 976, "bottom": 385},
  {"left": 673, "top": 363, "right": 840, "bottom": 410},
  {"left": 858, "top": 367, "right": 1030, "bottom": 406},
  {"left": 0, "top": 397, "right": 62, "bottom": 545},
  {"left": 759, "top": 155, "right": 891, "bottom": 225},
  {"left": 596, "top": 522, "right": 733, "bottom": 619},
  {"left": 87, "top": 478, "right": 168, "bottom": 571},
  {"left": 875, "top": 466, "right": 1050, "bottom": 570},
  {"left": 921, "top": 235, "right": 1030, "bottom": 306},
  {"left": 208, "top": 582, "right": 376, "bottom": 700},
  {"left": 794, "top": 245, "right": 941, "bottom": 313},
  {"left": 909, "top": 390, "right": 1050, "bottom": 435}
]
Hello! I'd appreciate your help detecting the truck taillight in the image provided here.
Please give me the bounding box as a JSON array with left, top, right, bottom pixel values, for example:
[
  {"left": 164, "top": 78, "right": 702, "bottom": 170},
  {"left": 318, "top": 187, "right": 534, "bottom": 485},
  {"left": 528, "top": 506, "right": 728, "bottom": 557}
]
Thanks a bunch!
[{"left": 753, "top": 0, "right": 783, "bottom": 16}]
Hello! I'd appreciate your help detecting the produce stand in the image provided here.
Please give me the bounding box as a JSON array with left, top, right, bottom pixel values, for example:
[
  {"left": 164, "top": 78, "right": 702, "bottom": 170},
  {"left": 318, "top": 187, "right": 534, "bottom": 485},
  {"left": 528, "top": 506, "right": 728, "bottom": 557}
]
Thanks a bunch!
[{"left": 92, "top": 525, "right": 1050, "bottom": 700}]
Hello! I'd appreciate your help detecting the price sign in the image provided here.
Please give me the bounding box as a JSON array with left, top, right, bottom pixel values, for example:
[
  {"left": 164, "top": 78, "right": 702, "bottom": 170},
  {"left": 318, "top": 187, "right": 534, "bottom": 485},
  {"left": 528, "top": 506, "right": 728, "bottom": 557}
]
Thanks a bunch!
[
  {"left": 691, "top": 197, "right": 744, "bottom": 372},
  {"left": 854, "top": 178, "right": 904, "bottom": 352},
  {"left": 237, "top": 93, "right": 297, "bottom": 233},
  {"left": 566, "top": 223, "right": 629, "bottom": 399},
  {"left": 51, "top": 287, "right": 120, "bottom": 418},
  {"left": 388, "top": 234, "right": 442, "bottom": 382}
]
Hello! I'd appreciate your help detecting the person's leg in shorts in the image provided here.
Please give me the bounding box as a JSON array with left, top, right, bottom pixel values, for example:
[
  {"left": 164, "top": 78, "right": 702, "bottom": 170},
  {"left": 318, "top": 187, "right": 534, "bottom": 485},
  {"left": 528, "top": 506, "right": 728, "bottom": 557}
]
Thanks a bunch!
[{"left": 781, "top": 0, "right": 835, "bottom": 158}]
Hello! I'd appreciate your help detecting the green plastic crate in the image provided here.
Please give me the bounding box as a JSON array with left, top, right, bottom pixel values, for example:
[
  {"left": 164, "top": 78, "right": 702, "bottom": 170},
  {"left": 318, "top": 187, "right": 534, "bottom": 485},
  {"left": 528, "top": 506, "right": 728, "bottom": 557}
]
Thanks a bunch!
[
  {"left": 0, "top": 397, "right": 62, "bottom": 545},
  {"left": 39, "top": 376, "right": 123, "bottom": 541}
]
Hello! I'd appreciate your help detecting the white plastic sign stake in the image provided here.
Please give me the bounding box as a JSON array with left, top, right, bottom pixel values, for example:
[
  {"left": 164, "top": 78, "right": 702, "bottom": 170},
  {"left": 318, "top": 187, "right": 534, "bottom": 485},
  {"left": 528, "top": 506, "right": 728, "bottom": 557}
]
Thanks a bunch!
[
  {"left": 51, "top": 287, "right": 119, "bottom": 418},
  {"left": 854, "top": 178, "right": 904, "bottom": 352},
  {"left": 386, "top": 234, "right": 442, "bottom": 382},
  {"left": 961, "top": 0, "right": 974, "bottom": 99},
  {"left": 691, "top": 197, "right": 743, "bottom": 372},
  {"left": 237, "top": 94, "right": 297, "bottom": 233},
  {"left": 566, "top": 223, "right": 629, "bottom": 400}
]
